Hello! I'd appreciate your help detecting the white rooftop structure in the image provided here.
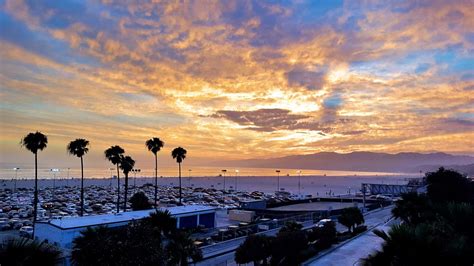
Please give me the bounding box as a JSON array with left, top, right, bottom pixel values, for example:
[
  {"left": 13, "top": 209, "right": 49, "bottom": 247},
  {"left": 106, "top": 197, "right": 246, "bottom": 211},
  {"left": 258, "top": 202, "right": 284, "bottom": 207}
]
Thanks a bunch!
[
  {"left": 47, "top": 205, "right": 215, "bottom": 229},
  {"left": 35, "top": 205, "right": 217, "bottom": 250}
]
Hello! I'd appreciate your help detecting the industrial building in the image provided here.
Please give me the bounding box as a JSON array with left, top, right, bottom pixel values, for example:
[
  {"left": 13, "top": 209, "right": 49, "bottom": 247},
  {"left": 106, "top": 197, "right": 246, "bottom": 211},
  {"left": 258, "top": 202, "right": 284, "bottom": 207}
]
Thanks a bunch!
[{"left": 35, "top": 205, "right": 217, "bottom": 249}]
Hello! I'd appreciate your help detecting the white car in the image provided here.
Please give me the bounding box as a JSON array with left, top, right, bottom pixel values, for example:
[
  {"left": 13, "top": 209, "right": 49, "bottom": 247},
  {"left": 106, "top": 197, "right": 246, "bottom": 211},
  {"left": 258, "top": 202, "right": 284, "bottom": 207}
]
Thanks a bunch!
[
  {"left": 19, "top": 226, "right": 34, "bottom": 238},
  {"left": 315, "top": 219, "right": 333, "bottom": 228}
]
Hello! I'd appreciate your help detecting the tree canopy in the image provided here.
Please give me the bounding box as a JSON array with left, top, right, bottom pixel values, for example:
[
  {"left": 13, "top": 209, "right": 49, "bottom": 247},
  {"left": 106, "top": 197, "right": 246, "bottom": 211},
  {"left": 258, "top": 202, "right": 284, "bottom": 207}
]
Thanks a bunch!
[
  {"left": 338, "top": 207, "right": 364, "bottom": 232},
  {"left": 235, "top": 234, "right": 273, "bottom": 266},
  {"left": 21, "top": 131, "right": 48, "bottom": 154},
  {"left": 0, "top": 238, "right": 62, "bottom": 266},
  {"left": 71, "top": 211, "right": 200, "bottom": 266},
  {"left": 364, "top": 168, "right": 474, "bottom": 265},
  {"left": 130, "top": 192, "right": 152, "bottom": 211}
]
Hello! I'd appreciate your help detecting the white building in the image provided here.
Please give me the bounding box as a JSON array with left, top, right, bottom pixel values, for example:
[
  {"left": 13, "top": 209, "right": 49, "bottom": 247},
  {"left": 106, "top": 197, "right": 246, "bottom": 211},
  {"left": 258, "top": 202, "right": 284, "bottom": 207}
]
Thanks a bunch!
[{"left": 35, "top": 205, "right": 216, "bottom": 249}]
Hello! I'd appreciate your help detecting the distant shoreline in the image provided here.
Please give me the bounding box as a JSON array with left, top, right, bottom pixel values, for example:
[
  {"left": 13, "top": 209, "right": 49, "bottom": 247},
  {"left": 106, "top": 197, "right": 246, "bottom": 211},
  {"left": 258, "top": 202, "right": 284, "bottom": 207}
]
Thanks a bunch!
[{"left": 0, "top": 174, "right": 415, "bottom": 195}]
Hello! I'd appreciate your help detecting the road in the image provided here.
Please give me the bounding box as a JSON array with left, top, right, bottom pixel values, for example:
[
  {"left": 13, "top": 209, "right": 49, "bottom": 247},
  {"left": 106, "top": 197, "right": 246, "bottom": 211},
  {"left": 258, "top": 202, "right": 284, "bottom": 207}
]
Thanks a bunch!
[
  {"left": 197, "top": 207, "right": 394, "bottom": 266},
  {"left": 305, "top": 208, "right": 397, "bottom": 266}
]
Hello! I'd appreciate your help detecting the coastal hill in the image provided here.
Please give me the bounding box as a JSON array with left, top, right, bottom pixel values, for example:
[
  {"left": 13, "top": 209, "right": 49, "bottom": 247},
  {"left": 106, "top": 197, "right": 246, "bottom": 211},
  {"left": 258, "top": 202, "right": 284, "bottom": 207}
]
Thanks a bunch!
[{"left": 216, "top": 152, "right": 474, "bottom": 174}]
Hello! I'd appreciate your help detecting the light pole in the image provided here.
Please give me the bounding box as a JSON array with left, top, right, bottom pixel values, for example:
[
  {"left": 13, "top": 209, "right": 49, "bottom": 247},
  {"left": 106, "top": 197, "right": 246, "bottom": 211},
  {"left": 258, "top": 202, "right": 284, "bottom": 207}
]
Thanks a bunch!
[
  {"left": 297, "top": 170, "right": 302, "bottom": 197},
  {"left": 276, "top": 170, "right": 281, "bottom": 192},
  {"left": 66, "top": 167, "right": 70, "bottom": 187},
  {"left": 221, "top": 169, "right": 227, "bottom": 191},
  {"left": 109, "top": 168, "right": 114, "bottom": 188},
  {"left": 235, "top": 170, "right": 239, "bottom": 191},
  {"left": 50, "top": 168, "right": 60, "bottom": 199},
  {"left": 132, "top": 169, "right": 141, "bottom": 190},
  {"left": 188, "top": 169, "right": 192, "bottom": 187},
  {"left": 13, "top": 167, "right": 20, "bottom": 192}
]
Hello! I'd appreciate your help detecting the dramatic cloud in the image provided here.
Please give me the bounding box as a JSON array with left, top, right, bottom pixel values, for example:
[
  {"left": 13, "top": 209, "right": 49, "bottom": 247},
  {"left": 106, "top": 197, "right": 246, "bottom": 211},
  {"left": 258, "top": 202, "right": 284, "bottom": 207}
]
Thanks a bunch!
[{"left": 1, "top": 0, "right": 473, "bottom": 168}]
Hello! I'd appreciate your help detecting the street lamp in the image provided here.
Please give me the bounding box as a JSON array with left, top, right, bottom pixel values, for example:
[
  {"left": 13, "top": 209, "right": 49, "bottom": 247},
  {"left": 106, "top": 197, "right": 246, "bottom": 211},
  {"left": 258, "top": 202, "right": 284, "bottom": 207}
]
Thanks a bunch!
[
  {"left": 276, "top": 170, "right": 281, "bottom": 192},
  {"left": 50, "top": 168, "right": 60, "bottom": 198},
  {"left": 188, "top": 169, "right": 192, "bottom": 187},
  {"left": 109, "top": 168, "right": 114, "bottom": 188},
  {"left": 13, "top": 167, "right": 20, "bottom": 192},
  {"left": 221, "top": 169, "right": 227, "bottom": 191},
  {"left": 132, "top": 169, "right": 141, "bottom": 189},
  {"left": 235, "top": 170, "right": 239, "bottom": 191},
  {"left": 297, "top": 170, "right": 302, "bottom": 196},
  {"left": 66, "top": 168, "right": 70, "bottom": 187}
]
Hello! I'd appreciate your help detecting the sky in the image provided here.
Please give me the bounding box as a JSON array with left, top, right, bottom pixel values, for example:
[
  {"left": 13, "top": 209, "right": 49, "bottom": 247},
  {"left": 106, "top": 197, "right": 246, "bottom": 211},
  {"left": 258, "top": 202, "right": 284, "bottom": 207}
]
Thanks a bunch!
[{"left": 0, "top": 0, "right": 473, "bottom": 169}]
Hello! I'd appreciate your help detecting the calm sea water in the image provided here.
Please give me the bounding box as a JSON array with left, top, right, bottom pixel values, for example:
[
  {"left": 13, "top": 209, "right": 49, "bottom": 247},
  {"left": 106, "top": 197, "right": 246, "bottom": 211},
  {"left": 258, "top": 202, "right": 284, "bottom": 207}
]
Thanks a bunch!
[{"left": 0, "top": 166, "right": 406, "bottom": 180}]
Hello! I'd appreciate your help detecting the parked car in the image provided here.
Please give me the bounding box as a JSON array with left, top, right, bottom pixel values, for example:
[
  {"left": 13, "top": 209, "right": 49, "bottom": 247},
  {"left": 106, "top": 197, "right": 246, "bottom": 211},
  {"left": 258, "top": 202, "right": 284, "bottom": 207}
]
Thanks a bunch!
[
  {"left": 315, "top": 218, "right": 333, "bottom": 228},
  {"left": 0, "top": 223, "right": 11, "bottom": 231},
  {"left": 19, "top": 226, "right": 34, "bottom": 238}
]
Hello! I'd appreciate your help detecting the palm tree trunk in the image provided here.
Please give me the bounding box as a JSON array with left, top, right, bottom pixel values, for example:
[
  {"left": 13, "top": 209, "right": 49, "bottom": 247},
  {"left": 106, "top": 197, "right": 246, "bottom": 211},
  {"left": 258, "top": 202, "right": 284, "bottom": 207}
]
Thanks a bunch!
[
  {"left": 154, "top": 154, "right": 158, "bottom": 208},
  {"left": 116, "top": 167, "right": 120, "bottom": 213},
  {"left": 80, "top": 156, "right": 84, "bottom": 216},
  {"left": 179, "top": 162, "right": 182, "bottom": 205},
  {"left": 124, "top": 173, "right": 128, "bottom": 211},
  {"left": 32, "top": 153, "right": 38, "bottom": 239}
]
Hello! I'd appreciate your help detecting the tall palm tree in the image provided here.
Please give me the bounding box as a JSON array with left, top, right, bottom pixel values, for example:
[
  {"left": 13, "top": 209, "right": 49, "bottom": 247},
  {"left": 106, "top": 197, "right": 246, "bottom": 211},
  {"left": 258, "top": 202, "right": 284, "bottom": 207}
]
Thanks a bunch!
[
  {"left": 120, "top": 155, "right": 135, "bottom": 212},
  {"left": 21, "top": 131, "right": 47, "bottom": 238},
  {"left": 171, "top": 147, "right": 187, "bottom": 205},
  {"left": 145, "top": 137, "right": 164, "bottom": 208},
  {"left": 67, "top": 139, "right": 90, "bottom": 216},
  {"left": 104, "top": 146, "right": 125, "bottom": 213}
]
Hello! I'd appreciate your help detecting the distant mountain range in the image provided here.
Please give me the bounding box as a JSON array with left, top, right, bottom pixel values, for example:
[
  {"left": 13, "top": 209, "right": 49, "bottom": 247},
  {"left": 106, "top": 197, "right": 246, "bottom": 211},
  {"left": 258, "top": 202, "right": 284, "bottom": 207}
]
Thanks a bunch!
[{"left": 215, "top": 152, "right": 474, "bottom": 175}]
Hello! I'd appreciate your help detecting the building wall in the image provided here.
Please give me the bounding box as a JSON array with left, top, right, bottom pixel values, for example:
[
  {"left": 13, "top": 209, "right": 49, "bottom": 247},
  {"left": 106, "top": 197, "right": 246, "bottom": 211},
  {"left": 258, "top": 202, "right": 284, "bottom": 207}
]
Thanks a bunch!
[
  {"left": 198, "top": 212, "right": 215, "bottom": 228},
  {"left": 179, "top": 215, "right": 198, "bottom": 228}
]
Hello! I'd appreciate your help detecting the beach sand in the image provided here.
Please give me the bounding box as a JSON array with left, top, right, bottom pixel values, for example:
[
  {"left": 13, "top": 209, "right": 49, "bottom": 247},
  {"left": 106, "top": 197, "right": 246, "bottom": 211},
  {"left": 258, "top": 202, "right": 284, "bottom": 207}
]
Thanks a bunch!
[{"left": 0, "top": 174, "right": 413, "bottom": 196}]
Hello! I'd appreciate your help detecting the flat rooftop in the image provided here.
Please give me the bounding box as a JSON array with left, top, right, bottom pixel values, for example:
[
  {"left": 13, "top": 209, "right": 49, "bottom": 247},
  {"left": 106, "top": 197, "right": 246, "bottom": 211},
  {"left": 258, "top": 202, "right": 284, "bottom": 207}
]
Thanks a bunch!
[
  {"left": 41, "top": 205, "right": 217, "bottom": 229},
  {"left": 268, "top": 201, "right": 359, "bottom": 212}
]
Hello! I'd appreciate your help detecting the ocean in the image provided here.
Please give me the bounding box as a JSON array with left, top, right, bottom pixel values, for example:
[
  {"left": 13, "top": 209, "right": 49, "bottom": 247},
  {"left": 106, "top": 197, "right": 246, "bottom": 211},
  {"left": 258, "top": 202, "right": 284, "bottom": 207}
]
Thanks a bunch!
[
  {"left": 0, "top": 166, "right": 406, "bottom": 180},
  {"left": 0, "top": 166, "right": 417, "bottom": 195}
]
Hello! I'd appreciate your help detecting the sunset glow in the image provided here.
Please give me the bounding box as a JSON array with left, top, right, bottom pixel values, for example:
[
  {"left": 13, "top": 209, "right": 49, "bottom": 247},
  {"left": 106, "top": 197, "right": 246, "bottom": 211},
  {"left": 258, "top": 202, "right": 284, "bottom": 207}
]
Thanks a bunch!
[{"left": 1, "top": 0, "right": 473, "bottom": 169}]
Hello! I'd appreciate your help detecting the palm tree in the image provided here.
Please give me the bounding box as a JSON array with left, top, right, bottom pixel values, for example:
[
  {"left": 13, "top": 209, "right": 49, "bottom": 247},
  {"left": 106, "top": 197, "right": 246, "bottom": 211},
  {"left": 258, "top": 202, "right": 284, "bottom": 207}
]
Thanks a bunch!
[
  {"left": 148, "top": 210, "right": 177, "bottom": 237},
  {"left": 21, "top": 131, "right": 47, "bottom": 238},
  {"left": 166, "top": 231, "right": 202, "bottom": 266},
  {"left": 0, "top": 238, "right": 61, "bottom": 265},
  {"left": 145, "top": 137, "right": 164, "bottom": 208},
  {"left": 104, "top": 145, "right": 125, "bottom": 213},
  {"left": 67, "top": 139, "right": 90, "bottom": 216},
  {"left": 171, "top": 147, "right": 187, "bottom": 205},
  {"left": 120, "top": 155, "right": 135, "bottom": 211}
]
